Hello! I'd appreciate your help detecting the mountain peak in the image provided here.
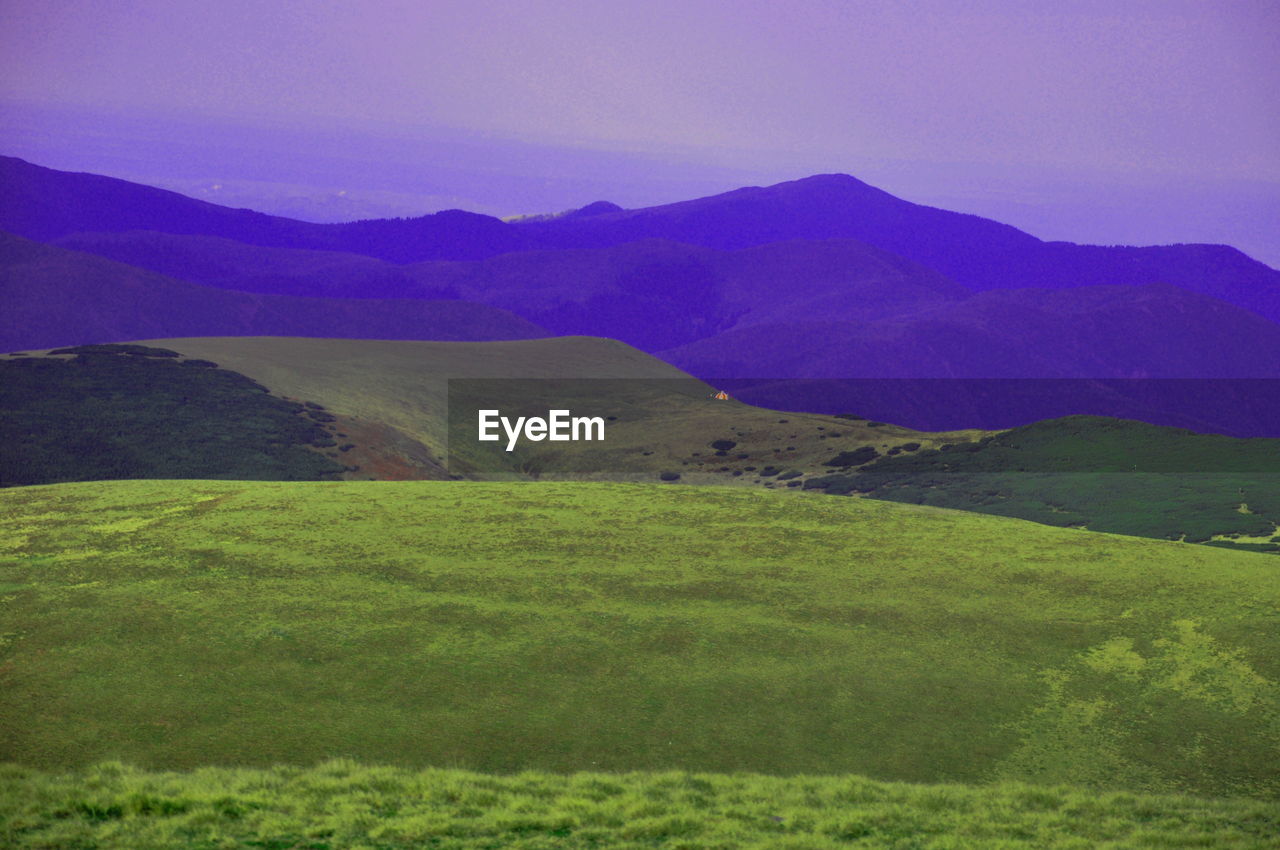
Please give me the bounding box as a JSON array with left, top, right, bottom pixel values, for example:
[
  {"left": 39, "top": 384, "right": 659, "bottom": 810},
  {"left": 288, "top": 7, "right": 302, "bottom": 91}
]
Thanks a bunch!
[
  {"left": 779, "top": 172, "right": 886, "bottom": 195},
  {"left": 564, "top": 200, "right": 624, "bottom": 219}
]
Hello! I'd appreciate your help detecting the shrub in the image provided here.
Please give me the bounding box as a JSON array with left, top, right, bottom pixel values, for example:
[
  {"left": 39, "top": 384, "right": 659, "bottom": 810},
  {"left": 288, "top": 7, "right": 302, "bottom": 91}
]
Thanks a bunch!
[
  {"left": 824, "top": 447, "right": 881, "bottom": 467},
  {"left": 659, "top": 471, "right": 681, "bottom": 481},
  {"left": 710, "top": 439, "right": 737, "bottom": 451},
  {"left": 50, "top": 344, "right": 181, "bottom": 358}
]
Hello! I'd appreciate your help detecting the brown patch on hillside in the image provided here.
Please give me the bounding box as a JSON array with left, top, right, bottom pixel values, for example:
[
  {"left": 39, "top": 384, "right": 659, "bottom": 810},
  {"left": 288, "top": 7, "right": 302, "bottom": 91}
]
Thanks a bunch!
[{"left": 289, "top": 405, "right": 448, "bottom": 481}]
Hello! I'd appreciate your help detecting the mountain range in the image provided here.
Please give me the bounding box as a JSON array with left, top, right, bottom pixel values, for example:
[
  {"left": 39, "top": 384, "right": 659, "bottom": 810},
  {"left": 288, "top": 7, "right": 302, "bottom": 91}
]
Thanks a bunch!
[{"left": 3, "top": 154, "right": 1278, "bottom": 434}]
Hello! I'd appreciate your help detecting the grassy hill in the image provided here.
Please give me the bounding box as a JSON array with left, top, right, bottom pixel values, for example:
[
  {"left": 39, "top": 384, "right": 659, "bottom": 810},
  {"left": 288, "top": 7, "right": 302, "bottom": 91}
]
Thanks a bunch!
[
  {"left": 6, "top": 340, "right": 1276, "bottom": 554},
  {"left": 0, "top": 335, "right": 974, "bottom": 485},
  {"left": 117, "top": 337, "right": 976, "bottom": 478},
  {"left": 2, "top": 480, "right": 1277, "bottom": 801},
  {"left": 806, "top": 416, "right": 1280, "bottom": 554}
]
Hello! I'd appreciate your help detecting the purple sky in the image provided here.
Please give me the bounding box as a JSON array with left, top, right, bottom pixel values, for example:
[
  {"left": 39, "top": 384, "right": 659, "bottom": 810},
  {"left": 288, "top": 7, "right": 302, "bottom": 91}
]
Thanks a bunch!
[
  {"left": 2, "top": 1, "right": 1278, "bottom": 261},
  {"left": 4, "top": 0, "right": 1277, "bottom": 179}
]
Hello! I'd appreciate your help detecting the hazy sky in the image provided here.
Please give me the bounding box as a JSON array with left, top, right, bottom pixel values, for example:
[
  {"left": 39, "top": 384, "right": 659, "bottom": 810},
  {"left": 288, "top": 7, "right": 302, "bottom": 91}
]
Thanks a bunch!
[{"left": 3, "top": 0, "right": 1278, "bottom": 181}]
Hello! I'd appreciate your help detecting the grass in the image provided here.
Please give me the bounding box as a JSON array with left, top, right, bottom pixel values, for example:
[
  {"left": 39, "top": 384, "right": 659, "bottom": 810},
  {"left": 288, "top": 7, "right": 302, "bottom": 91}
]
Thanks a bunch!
[
  {"left": 4, "top": 760, "right": 1278, "bottom": 849},
  {"left": 2, "top": 480, "right": 1278, "bottom": 801}
]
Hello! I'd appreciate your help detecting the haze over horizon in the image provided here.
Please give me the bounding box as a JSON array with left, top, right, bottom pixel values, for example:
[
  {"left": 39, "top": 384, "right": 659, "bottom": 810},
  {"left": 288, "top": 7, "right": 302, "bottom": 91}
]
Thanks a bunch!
[{"left": 2, "top": 1, "right": 1278, "bottom": 264}]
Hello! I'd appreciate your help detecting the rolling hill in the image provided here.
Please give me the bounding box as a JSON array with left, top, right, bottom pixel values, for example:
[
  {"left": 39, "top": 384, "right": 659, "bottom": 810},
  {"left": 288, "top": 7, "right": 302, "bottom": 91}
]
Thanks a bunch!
[
  {"left": 2, "top": 479, "right": 1277, "bottom": 803},
  {"left": 2, "top": 338, "right": 968, "bottom": 486},
  {"left": 76, "top": 337, "right": 974, "bottom": 479},
  {"left": 6, "top": 339, "right": 1277, "bottom": 554},
  {"left": 0, "top": 232, "right": 544, "bottom": 352}
]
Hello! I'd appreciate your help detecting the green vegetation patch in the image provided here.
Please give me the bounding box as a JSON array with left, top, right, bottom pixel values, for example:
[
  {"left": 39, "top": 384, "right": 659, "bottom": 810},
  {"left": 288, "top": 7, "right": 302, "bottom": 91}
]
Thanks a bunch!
[
  {"left": 2, "top": 480, "right": 1278, "bottom": 800},
  {"left": 0, "top": 347, "right": 344, "bottom": 486},
  {"left": 806, "top": 416, "right": 1280, "bottom": 552},
  {"left": 3, "top": 761, "right": 1276, "bottom": 850}
]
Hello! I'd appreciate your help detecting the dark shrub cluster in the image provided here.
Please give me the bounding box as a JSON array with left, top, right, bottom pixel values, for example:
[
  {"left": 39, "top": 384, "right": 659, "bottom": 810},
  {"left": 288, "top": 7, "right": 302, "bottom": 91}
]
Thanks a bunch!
[
  {"left": 49, "top": 344, "right": 181, "bottom": 358},
  {"left": 823, "top": 446, "right": 881, "bottom": 467},
  {"left": 0, "top": 347, "right": 344, "bottom": 486}
]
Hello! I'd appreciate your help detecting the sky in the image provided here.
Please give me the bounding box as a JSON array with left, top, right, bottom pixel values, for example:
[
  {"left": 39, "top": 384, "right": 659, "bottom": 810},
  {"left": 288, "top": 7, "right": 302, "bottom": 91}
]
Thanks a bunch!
[{"left": 1, "top": 0, "right": 1278, "bottom": 259}]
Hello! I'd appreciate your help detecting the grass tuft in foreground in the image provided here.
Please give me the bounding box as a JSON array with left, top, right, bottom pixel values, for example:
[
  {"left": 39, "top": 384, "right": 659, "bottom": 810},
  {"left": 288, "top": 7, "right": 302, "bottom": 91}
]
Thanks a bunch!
[{"left": 3, "top": 760, "right": 1278, "bottom": 849}]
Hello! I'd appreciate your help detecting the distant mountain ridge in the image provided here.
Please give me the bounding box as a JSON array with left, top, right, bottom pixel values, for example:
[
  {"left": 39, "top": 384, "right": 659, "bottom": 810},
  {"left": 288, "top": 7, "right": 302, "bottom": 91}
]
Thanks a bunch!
[
  {"left": 5, "top": 155, "right": 1279, "bottom": 324},
  {"left": 0, "top": 155, "right": 532, "bottom": 261},
  {"left": 520, "top": 173, "right": 1280, "bottom": 323}
]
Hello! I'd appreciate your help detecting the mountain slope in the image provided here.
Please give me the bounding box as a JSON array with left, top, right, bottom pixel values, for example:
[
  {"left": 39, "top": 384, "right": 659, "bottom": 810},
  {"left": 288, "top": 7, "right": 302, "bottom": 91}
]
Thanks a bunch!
[
  {"left": 660, "top": 283, "right": 1280, "bottom": 436},
  {"left": 54, "top": 230, "right": 449, "bottom": 299},
  {"left": 0, "top": 232, "right": 544, "bottom": 351},
  {"left": 664, "top": 283, "right": 1280, "bottom": 378},
  {"left": 54, "top": 230, "right": 971, "bottom": 350}
]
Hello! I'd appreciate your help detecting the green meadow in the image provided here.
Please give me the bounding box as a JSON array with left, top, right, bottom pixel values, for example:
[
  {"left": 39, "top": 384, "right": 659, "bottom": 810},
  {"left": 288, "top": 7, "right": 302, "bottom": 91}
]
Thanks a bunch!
[{"left": 3, "top": 480, "right": 1278, "bottom": 811}]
